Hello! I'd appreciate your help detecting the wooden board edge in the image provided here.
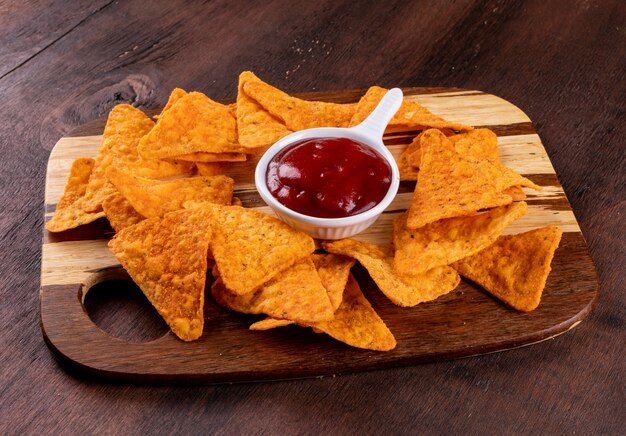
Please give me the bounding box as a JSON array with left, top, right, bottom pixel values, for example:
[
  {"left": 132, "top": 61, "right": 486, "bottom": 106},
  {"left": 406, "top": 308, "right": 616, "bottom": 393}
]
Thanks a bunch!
[{"left": 39, "top": 277, "right": 599, "bottom": 385}]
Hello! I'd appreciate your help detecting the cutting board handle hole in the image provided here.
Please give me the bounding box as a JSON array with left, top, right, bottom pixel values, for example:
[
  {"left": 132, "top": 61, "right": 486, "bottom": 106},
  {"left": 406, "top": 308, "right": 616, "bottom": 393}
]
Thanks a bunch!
[{"left": 82, "top": 268, "right": 170, "bottom": 343}]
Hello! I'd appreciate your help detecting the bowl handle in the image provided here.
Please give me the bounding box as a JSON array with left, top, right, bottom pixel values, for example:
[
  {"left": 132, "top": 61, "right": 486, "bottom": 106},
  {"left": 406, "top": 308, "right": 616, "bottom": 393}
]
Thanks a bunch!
[{"left": 351, "top": 88, "right": 403, "bottom": 144}]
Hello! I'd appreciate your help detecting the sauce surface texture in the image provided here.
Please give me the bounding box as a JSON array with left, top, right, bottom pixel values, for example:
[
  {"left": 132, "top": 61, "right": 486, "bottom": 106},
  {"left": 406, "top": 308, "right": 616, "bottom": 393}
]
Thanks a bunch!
[{"left": 266, "top": 137, "right": 392, "bottom": 218}]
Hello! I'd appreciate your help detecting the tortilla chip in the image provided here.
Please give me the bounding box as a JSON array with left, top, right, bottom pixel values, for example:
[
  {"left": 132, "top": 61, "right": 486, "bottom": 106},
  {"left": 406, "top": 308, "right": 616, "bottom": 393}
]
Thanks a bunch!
[
  {"left": 350, "top": 86, "right": 472, "bottom": 132},
  {"left": 406, "top": 129, "right": 539, "bottom": 228},
  {"left": 207, "top": 205, "right": 315, "bottom": 294},
  {"left": 249, "top": 275, "right": 396, "bottom": 351},
  {"left": 138, "top": 92, "right": 248, "bottom": 159},
  {"left": 312, "top": 253, "right": 356, "bottom": 311},
  {"left": 243, "top": 80, "right": 356, "bottom": 131},
  {"left": 106, "top": 166, "right": 233, "bottom": 218},
  {"left": 323, "top": 239, "right": 460, "bottom": 307},
  {"left": 102, "top": 192, "right": 145, "bottom": 232},
  {"left": 242, "top": 253, "right": 355, "bottom": 318},
  {"left": 46, "top": 158, "right": 106, "bottom": 232},
  {"left": 108, "top": 207, "right": 213, "bottom": 341},
  {"left": 450, "top": 128, "right": 538, "bottom": 197},
  {"left": 231, "top": 197, "right": 243, "bottom": 207},
  {"left": 310, "top": 275, "right": 396, "bottom": 351},
  {"left": 503, "top": 186, "right": 526, "bottom": 200},
  {"left": 172, "top": 152, "right": 247, "bottom": 162},
  {"left": 82, "top": 105, "right": 192, "bottom": 212},
  {"left": 449, "top": 128, "right": 499, "bottom": 160},
  {"left": 195, "top": 162, "right": 225, "bottom": 176},
  {"left": 212, "top": 257, "right": 334, "bottom": 323},
  {"left": 397, "top": 133, "right": 423, "bottom": 181},
  {"left": 453, "top": 226, "right": 563, "bottom": 311},
  {"left": 236, "top": 71, "right": 293, "bottom": 149},
  {"left": 249, "top": 318, "right": 294, "bottom": 330},
  {"left": 154, "top": 88, "right": 188, "bottom": 120},
  {"left": 393, "top": 202, "right": 528, "bottom": 276}
]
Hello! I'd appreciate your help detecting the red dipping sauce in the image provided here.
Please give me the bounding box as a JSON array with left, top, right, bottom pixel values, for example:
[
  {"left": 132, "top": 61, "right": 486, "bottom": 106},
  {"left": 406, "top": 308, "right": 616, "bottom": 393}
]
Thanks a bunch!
[{"left": 266, "top": 137, "right": 392, "bottom": 218}]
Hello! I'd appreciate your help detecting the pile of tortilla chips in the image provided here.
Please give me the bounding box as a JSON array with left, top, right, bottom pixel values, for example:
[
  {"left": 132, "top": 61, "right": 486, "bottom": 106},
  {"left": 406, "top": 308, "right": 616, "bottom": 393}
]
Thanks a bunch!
[{"left": 46, "top": 72, "right": 562, "bottom": 349}]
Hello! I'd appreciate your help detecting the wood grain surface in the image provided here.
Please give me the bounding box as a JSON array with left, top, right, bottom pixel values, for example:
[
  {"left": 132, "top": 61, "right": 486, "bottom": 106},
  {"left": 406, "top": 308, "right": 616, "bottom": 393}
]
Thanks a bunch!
[
  {"left": 40, "top": 89, "right": 597, "bottom": 382},
  {"left": 1, "top": 0, "right": 624, "bottom": 434}
]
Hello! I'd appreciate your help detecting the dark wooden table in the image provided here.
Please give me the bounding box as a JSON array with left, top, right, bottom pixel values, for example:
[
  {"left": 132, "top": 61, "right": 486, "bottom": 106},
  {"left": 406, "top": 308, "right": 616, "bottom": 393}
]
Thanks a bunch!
[{"left": 1, "top": 1, "right": 624, "bottom": 434}]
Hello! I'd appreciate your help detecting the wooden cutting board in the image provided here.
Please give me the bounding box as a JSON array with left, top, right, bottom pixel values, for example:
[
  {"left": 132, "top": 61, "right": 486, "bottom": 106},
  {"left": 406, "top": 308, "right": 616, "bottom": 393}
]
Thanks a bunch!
[{"left": 40, "top": 87, "right": 598, "bottom": 383}]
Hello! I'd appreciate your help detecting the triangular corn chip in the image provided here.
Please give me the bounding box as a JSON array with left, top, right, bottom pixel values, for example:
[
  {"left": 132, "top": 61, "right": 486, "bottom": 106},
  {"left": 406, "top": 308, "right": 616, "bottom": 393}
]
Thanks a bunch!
[
  {"left": 243, "top": 79, "right": 356, "bottom": 131},
  {"left": 207, "top": 205, "right": 315, "bottom": 294},
  {"left": 406, "top": 129, "right": 539, "bottom": 228},
  {"left": 220, "top": 253, "right": 354, "bottom": 323},
  {"left": 312, "top": 253, "right": 356, "bottom": 311},
  {"left": 102, "top": 192, "right": 144, "bottom": 232},
  {"left": 503, "top": 186, "right": 526, "bottom": 200},
  {"left": 82, "top": 105, "right": 192, "bottom": 212},
  {"left": 397, "top": 133, "right": 423, "bottom": 181},
  {"left": 106, "top": 166, "right": 233, "bottom": 218},
  {"left": 108, "top": 207, "right": 213, "bottom": 341},
  {"left": 156, "top": 88, "right": 187, "bottom": 119},
  {"left": 449, "top": 128, "right": 499, "bottom": 161},
  {"left": 309, "top": 275, "right": 396, "bottom": 351},
  {"left": 450, "top": 128, "right": 538, "bottom": 195},
  {"left": 323, "top": 239, "right": 460, "bottom": 307},
  {"left": 399, "top": 131, "right": 530, "bottom": 198},
  {"left": 236, "top": 71, "right": 293, "bottom": 149},
  {"left": 350, "top": 86, "right": 472, "bottom": 132},
  {"left": 402, "top": 128, "right": 498, "bottom": 178},
  {"left": 249, "top": 318, "right": 294, "bottom": 330},
  {"left": 453, "top": 226, "right": 563, "bottom": 311},
  {"left": 138, "top": 92, "right": 248, "bottom": 159},
  {"left": 250, "top": 275, "right": 396, "bottom": 351},
  {"left": 393, "top": 202, "right": 528, "bottom": 276},
  {"left": 46, "top": 158, "right": 106, "bottom": 232},
  {"left": 212, "top": 257, "right": 334, "bottom": 323}
]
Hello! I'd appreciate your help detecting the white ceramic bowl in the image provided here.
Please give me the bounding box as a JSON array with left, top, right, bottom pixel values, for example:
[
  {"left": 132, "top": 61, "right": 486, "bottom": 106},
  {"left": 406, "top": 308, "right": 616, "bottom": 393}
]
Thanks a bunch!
[{"left": 255, "top": 88, "right": 403, "bottom": 240}]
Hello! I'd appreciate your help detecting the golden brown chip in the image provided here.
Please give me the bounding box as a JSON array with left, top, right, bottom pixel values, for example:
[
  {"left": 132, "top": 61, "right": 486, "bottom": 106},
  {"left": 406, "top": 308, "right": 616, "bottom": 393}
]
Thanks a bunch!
[
  {"left": 503, "top": 186, "right": 526, "bottom": 200},
  {"left": 249, "top": 275, "right": 396, "bottom": 351},
  {"left": 82, "top": 105, "right": 192, "bottom": 212},
  {"left": 393, "top": 202, "right": 528, "bottom": 276},
  {"left": 243, "top": 80, "right": 356, "bottom": 131},
  {"left": 249, "top": 318, "right": 294, "bottom": 330},
  {"left": 46, "top": 158, "right": 106, "bottom": 232},
  {"left": 406, "top": 129, "right": 539, "bottom": 229},
  {"left": 350, "top": 86, "right": 472, "bottom": 132},
  {"left": 102, "top": 192, "right": 145, "bottom": 232},
  {"left": 212, "top": 257, "right": 334, "bottom": 323},
  {"left": 453, "top": 226, "right": 563, "bottom": 311},
  {"left": 449, "top": 128, "right": 499, "bottom": 161},
  {"left": 156, "top": 88, "right": 188, "bottom": 119},
  {"left": 207, "top": 205, "right": 316, "bottom": 295},
  {"left": 172, "top": 152, "right": 247, "bottom": 162},
  {"left": 108, "top": 207, "right": 213, "bottom": 341},
  {"left": 397, "top": 133, "right": 423, "bottom": 181},
  {"left": 323, "top": 239, "right": 460, "bottom": 307},
  {"left": 195, "top": 162, "right": 225, "bottom": 176},
  {"left": 231, "top": 197, "right": 243, "bottom": 207},
  {"left": 236, "top": 71, "right": 293, "bottom": 149},
  {"left": 449, "top": 128, "right": 537, "bottom": 199},
  {"left": 138, "top": 92, "right": 248, "bottom": 160},
  {"left": 310, "top": 275, "right": 396, "bottom": 351},
  {"left": 312, "top": 253, "right": 356, "bottom": 311},
  {"left": 106, "top": 166, "right": 233, "bottom": 218}
]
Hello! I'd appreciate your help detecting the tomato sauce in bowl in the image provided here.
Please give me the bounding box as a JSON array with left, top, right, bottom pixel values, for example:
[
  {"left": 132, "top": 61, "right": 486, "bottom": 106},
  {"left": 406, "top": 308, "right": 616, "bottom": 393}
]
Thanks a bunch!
[{"left": 265, "top": 137, "right": 392, "bottom": 218}]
